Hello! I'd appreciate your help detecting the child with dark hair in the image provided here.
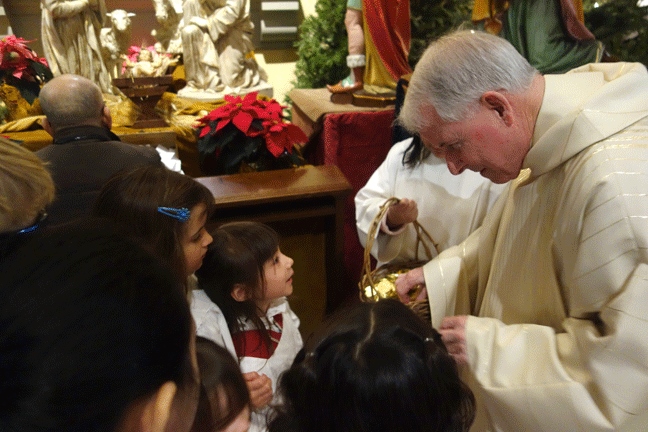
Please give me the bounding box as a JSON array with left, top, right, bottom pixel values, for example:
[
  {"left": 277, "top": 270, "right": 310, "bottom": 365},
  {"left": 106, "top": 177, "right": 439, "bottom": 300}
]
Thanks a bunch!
[
  {"left": 192, "top": 337, "right": 251, "bottom": 432},
  {"left": 93, "top": 165, "right": 214, "bottom": 294},
  {"left": 193, "top": 221, "right": 303, "bottom": 432},
  {"left": 268, "top": 299, "right": 476, "bottom": 432},
  {"left": 0, "top": 219, "right": 200, "bottom": 432}
]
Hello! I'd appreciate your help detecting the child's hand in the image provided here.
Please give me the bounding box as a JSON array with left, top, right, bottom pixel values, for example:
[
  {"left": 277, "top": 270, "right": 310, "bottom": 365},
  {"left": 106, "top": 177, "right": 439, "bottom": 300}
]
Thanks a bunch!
[
  {"left": 243, "top": 372, "right": 273, "bottom": 409},
  {"left": 386, "top": 198, "right": 418, "bottom": 230}
]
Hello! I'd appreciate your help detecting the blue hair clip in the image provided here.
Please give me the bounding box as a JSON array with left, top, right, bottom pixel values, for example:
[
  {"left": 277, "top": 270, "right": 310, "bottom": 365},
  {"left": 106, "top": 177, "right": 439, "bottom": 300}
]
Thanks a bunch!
[
  {"left": 157, "top": 206, "right": 191, "bottom": 222},
  {"left": 17, "top": 223, "right": 40, "bottom": 234},
  {"left": 17, "top": 211, "right": 47, "bottom": 235}
]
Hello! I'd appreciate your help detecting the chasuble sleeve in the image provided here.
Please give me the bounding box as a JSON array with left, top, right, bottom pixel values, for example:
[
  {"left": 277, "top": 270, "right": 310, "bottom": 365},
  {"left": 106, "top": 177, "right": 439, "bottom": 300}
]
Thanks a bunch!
[{"left": 422, "top": 227, "right": 481, "bottom": 329}]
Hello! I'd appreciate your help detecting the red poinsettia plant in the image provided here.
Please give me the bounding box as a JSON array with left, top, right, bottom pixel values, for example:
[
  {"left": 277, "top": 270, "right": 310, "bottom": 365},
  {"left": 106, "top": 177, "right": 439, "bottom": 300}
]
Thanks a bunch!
[
  {"left": 194, "top": 91, "right": 308, "bottom": 175},
  {"left": 0, "top": 35, "right": 52, "bottom": 103}
]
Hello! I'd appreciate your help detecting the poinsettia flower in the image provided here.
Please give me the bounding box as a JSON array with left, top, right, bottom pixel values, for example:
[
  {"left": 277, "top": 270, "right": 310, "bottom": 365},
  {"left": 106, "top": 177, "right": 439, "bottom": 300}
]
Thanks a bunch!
[
  {"left": 258, "top": 98, "right": 285, "bottom": 121},
  {"left": 263, "top": 120, "right": 308, "bottom": 157},
  {"left": 0, "top": 35, "right": 49, "bottom": 81},
  {"left": 197, "top": 92, "right": 268, "bottom": 138},
  {"left": 0, "top": 36, "right": 38, "bottom": 61}
]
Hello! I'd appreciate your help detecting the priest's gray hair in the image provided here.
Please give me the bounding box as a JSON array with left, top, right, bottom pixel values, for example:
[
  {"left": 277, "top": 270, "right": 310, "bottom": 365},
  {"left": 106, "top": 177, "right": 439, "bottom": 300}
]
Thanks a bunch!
[{"left": 398, "top": 30, "right": 538, "bottom": 133}]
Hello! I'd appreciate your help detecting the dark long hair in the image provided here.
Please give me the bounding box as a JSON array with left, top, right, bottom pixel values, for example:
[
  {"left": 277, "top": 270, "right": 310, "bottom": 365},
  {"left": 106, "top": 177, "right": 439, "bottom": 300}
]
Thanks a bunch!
[
  {"left": 269, "top": 299, "right": 475, "bottom": 432},
  {"left": 0, "top": 219, "right": 195, "bottom": 432},
  {"left": 192, "top": 337, "right": 250, "bottom": 432},
  {"left": 402, "top": 134, "right": 431, "bottom": 167},
  {"left": 196, "top": 221, "right": 280, "bottom": 357},
  {"left": 93, "top": 165, "right": 213, "bottom": 293}
]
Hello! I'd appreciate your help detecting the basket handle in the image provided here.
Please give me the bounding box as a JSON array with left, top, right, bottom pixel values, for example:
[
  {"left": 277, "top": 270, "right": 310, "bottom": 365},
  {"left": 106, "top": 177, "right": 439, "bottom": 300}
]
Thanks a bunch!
[{"left": 359, "top": 198, "right": 440, "bottom": 300}]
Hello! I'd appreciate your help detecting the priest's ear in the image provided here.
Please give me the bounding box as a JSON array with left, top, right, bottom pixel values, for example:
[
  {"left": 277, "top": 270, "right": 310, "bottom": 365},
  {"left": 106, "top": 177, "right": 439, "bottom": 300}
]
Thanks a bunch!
[{"left": 480, "top": 91, "right": 514, "bottom": 126}]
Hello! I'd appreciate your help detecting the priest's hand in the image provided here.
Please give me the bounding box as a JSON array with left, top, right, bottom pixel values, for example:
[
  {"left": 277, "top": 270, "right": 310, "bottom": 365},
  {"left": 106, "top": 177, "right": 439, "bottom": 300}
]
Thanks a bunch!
[
  {"left": 385, "top": 198, "right": 418, "bottom": 230},
  {"left": 440, "top": 316, "right": 468, "bottom": 365},
  {"left": 395, "top": 267, "right": 427, "bottom": 303},
  {"left": 243, "top": 371, "right": 273, "bottom": 409}
]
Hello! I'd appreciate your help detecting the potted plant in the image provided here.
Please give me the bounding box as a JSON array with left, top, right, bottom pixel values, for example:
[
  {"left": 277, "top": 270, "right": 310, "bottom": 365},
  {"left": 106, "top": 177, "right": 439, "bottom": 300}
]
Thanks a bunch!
[
  {"left": 194, "top": 91, "right": 308, "bottom": 175},
  {"left": 0, "top": 35, "right": 51, "bottom": 104}
]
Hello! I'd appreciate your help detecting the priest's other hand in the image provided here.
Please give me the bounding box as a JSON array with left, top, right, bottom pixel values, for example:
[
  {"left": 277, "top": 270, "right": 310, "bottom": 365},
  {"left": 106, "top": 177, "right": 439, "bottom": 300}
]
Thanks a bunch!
[
  {"left": 440, "top": 316, "right": 468, "bottom": 365},
  {"left": 395, "top": 267, "right": 426, "bottom": 303}
]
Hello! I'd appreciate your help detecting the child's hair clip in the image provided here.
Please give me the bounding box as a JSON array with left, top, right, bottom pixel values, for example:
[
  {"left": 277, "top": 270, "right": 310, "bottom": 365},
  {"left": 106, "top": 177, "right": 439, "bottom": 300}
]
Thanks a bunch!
[
  {"left": 157, "top": 206, "right": 191, "bottom": 222},
  {"left": 17, "top": 211, "right": 48, "bottom": 234}
]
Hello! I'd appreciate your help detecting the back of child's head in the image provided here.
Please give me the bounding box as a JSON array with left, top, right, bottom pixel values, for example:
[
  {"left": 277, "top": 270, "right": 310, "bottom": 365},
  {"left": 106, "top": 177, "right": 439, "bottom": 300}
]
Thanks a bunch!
[
  {"left": 0, "top": 137, "right": 54, "bottom": 234},
  {"left": 196, "top": 221, "right": 279, "bottom": 331},
  {"left": 192, "top": 337, "right": 251, "bottom": 432},
  {"left": 93, "top": 165, "right": 213, "bottom": 288},
  {"left": 269, "top": 299, "right": 475, "bottom": 432},
  {"left": 0, "top": 218, "right": 197, "bottom": 432}
]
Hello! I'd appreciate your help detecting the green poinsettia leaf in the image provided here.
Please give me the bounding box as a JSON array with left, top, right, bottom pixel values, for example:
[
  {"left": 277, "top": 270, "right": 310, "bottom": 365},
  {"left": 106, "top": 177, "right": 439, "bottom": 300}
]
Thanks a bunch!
[
  {"left": 197, "top": 135, "right": 217, "bottom": 155},
  {"left": 217, "top": 146, "right": 249, "bottom": 175},
  {"left": 30, "top": 60, "right": 53, "bottom": 82},
  {"left": 216, "top": 125, "right": 242, "bottom": 149},
  {"left": 198, "top": 124, "right": 242, "bottom": 158},
  {"left": 241, "top": 136, "right": 263, "bottom": 158}
]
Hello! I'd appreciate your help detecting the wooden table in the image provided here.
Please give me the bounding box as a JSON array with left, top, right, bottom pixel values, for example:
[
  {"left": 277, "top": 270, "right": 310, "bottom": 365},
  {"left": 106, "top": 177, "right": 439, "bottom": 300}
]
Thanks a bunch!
[
  {"left": 196, "top": 165, "right": 353, "bottom": 337},
  {"left": 7, "top": 126, "right": 177, "bottom": 152}
]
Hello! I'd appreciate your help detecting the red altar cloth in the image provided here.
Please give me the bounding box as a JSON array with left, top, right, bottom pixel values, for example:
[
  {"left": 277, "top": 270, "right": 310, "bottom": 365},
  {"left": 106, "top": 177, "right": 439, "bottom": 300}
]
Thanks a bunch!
[{"left": 308, "top": 109, "right": 394, "bottom": 301}]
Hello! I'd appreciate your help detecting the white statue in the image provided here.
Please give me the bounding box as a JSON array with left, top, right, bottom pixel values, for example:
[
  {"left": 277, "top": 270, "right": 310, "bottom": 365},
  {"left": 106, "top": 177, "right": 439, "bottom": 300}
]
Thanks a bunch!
[
  {"left": 100, "top": 9, "right": 136, "bottom": 78},
  {"left": 41, "top": 0, "right": 114, "bottom": 94},
  {"left": 151, "top": 0, "right": 184, "bottom": 55},
  {"left": 179, "top": 0, "right": 268, "bottom": 96}
]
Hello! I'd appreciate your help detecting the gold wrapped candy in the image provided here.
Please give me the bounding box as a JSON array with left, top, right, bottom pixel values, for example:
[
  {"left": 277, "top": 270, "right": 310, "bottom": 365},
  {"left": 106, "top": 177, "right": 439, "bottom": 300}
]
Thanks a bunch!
[{"left": 362, "top": 269, "right": 423, "bottom": 302}]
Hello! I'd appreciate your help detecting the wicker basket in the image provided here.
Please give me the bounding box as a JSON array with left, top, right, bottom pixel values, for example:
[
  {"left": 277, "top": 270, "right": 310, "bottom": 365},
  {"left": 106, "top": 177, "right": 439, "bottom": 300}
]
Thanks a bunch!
[{"left": 358, "top": 197, "right": 439, "bottom": 323}]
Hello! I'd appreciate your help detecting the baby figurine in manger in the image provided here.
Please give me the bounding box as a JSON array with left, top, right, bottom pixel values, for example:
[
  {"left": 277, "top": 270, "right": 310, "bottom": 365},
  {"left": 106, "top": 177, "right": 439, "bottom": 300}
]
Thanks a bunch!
[{"left": 122, "top": 47, "right": 177, "bottom": 78}]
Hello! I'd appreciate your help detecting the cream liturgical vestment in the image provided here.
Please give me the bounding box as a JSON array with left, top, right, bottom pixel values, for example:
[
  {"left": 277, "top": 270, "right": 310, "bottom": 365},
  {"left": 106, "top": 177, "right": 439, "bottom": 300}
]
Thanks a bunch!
[{"left": 422, "top": 62, "right": 648, "bottom": 431}]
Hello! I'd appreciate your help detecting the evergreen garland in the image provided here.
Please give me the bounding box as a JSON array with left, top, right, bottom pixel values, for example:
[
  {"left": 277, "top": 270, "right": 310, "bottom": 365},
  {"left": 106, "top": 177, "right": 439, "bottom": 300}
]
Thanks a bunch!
[
  {"left": 292, "top": 0, "right": 348, "bottom": 90},
  {"left": 584, "top": 0, "right": 648, "bottom": 66},
  {"left": 408, "top": 0, "right": 473, "bottom": 67}
]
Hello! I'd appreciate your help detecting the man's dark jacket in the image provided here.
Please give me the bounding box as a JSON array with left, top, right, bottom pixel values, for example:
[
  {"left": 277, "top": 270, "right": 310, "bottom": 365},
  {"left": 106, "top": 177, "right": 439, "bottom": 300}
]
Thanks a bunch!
[{"left": 36, "top": 125, "right": 162, "bottom": 225}]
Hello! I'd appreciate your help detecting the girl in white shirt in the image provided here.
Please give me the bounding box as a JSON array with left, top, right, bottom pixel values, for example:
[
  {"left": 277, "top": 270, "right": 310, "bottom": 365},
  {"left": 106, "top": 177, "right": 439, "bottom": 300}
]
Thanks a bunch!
[{"left": 192, "top": 221, "right": 303, "bottom": 432}]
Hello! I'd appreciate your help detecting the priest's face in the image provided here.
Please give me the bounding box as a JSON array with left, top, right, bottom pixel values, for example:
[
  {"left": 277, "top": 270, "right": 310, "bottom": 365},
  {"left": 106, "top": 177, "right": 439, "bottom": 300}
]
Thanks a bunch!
[{"left": 419, "top": 98, "right": 529, "bottom": 184}]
